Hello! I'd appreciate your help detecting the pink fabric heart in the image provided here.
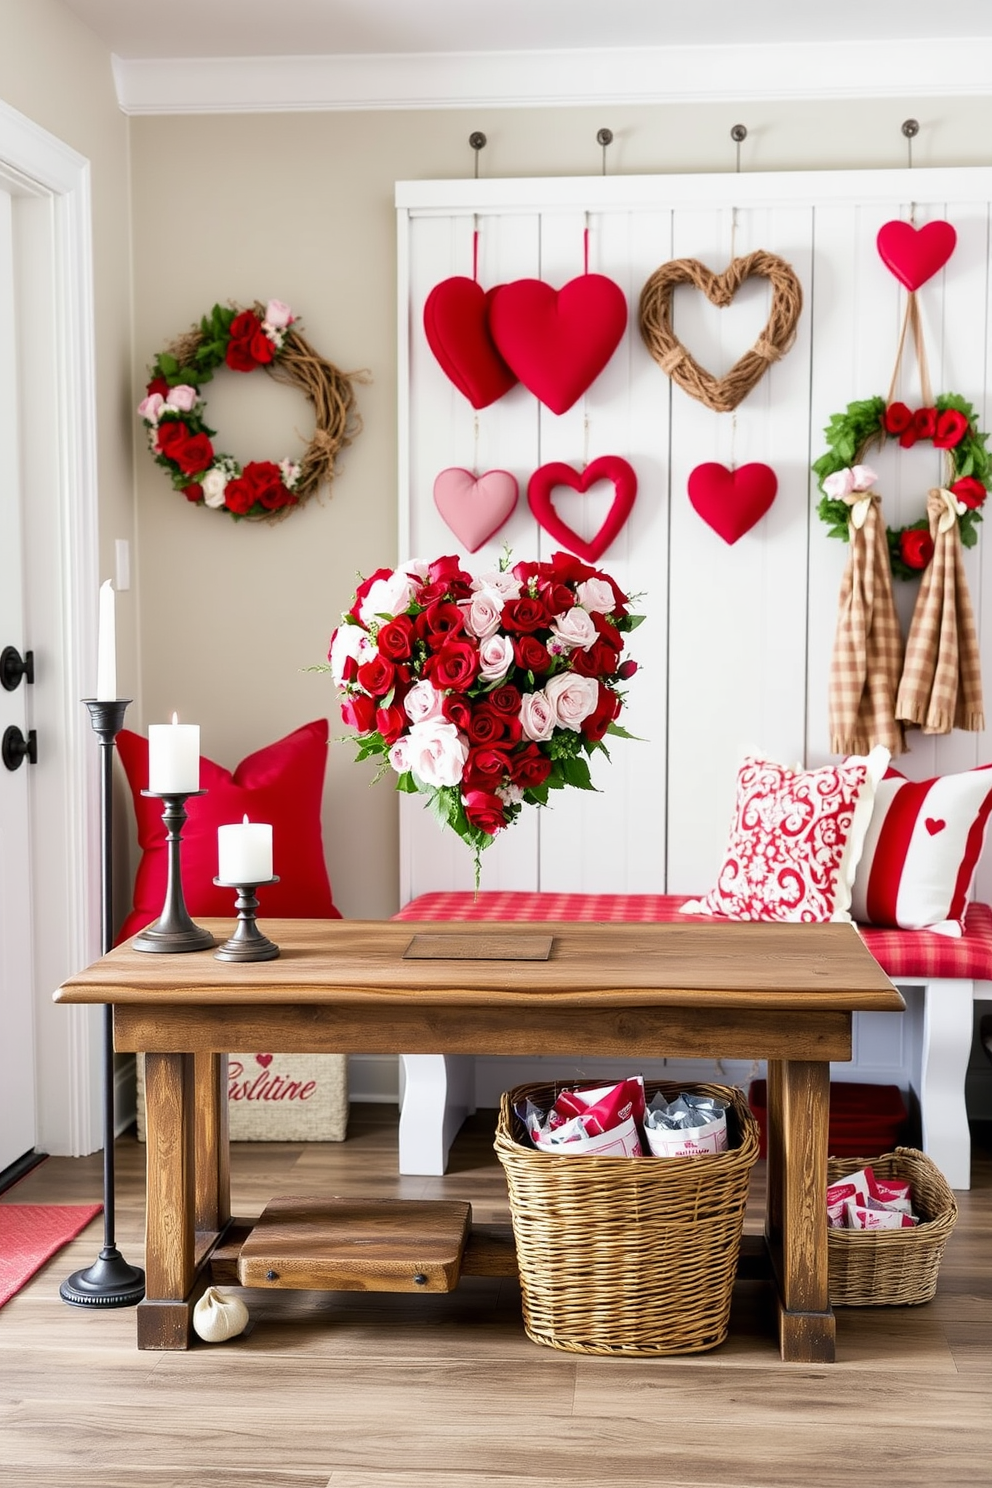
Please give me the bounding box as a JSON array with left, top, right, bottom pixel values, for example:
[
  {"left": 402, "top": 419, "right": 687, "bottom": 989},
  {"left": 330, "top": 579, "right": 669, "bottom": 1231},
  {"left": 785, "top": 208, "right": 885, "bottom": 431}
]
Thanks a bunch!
[
  {"left": 433, "top": 467, "right": 519, "bottom": 552},
  {"left": 423, "top": 277, "right": 518, "bottom": 409},
  {"left": 924, "top": 817, "right": 946, "bottom": 836},
  {"left": 527, "top": 456, "right": 637, "bottom": 563},
  {"left": 687, "top": 462, "right": 778, "bottom": 545},
  {"left": 488, "top": 274, "right": 628, "bottom": 415},
  {"left": 876, "top": 220, "right": 957, "bottom": 292}
]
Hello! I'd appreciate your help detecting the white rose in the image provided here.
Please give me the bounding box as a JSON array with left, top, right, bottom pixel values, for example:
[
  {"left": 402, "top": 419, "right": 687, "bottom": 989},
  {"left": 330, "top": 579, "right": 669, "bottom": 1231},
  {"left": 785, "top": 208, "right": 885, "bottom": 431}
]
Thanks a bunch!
[
  {"left": 359, "top": 570, "right": 417, "bottom": 623},
  {"left": 477, "top": 634, "right": 514, "bottom": 683},
  {"left": 519, "top": 690, "right": 556, "bottom": 742},
  {"left": 403, "top": 679, "right": 445, "bottom": 725},
  {"left": 201, "top": 467, "right": 229, "bottom": 509},
  {"left": 551, "top": 606, "right": 598, "bottom": 651},
  {"left": 165, "top": 384, "right": 198, "bottom": 413},
  {"left": 462, "top": 592, "right": 502, "bottom": 641},
  {"left": 471, "top": 570, "right": 522, "bottom": 601},
  {"left": 406, "top": 720, "right": 468, "bottom": 788},
  {"left": 544, "top": 672, "right": 599, "bottom": 731},
  {"left": 575, "top": 577, "right": 617, "bottom": 614},
  {"left": 328, "top": 622, "right": 373, "bottom": 688}
]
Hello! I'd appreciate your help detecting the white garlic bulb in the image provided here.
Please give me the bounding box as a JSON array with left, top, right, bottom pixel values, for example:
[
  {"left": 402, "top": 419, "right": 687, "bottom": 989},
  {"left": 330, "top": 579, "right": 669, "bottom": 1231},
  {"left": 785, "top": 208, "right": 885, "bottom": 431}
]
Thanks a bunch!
[{"left": 192, "top": 1286, "right": 250, "bottom": 1343}]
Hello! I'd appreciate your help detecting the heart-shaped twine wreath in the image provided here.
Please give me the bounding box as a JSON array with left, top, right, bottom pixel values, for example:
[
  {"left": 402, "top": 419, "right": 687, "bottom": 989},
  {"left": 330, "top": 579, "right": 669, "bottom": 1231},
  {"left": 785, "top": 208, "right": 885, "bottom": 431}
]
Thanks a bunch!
[
  {"left": 638, "top": 250, "right": 803, "bottom": 414},
  {"left": 527, "top": 456, "right": 637, "bottom": 564},
  {"left": 433, "top": 467, "right": 519, "bottom": 552}
]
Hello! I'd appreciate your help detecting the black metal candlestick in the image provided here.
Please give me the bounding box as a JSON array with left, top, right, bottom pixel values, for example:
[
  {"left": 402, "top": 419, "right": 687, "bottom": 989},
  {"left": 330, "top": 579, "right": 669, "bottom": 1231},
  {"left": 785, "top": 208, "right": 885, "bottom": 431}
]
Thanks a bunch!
[
  {"left": 61, "top": 699, "right": 145, "bottom": 1309},
  {"left": 132, "top": 791, "right": 216, "bottom": 954},
  {"left": 213, "top": 877, "right": 281, "bottom": 962}
]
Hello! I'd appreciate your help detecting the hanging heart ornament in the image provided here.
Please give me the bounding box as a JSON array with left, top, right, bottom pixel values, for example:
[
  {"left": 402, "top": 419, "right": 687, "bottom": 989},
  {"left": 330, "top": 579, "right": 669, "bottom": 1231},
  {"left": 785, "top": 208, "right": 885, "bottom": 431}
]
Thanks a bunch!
[
  {"left": 638, "top": 251, "right": 803, "bottom": 414},
  {"left": 876, "top": 220, "right": 957, "bottom": 292},
  {"left": 527, "top": 456, "right": 637, "bottom": 563},
  {"left": 433, "top": 467, "right": 519, "bottom": 552},
  {"left": 423, "top": 277, "right": 518, "bottom": 410},
  {"left": 488, "top": 274, "right": 628, "bottom": 415},
  {"left": 687, "top": 462, "right": 778, "bottom": 545}
]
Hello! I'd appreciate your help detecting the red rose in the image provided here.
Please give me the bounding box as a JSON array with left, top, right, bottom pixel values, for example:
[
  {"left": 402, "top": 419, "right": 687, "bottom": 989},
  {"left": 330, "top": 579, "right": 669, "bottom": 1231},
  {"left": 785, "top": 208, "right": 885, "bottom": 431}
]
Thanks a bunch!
[
  {"left": 155, "top": 419, "right": 189, "bottom": 457},
  {"left": 146, "top": 375, "right": 169, "bottom": 398},
  {"left": 442, "top": 694, "right": 472, "bottom": 730},
  {"left": 223, "top": 477, "right": 256, "bottom": 515},
  {"left": 581, "top": 683, "right": 622, "bottom": 742},
  {"left": 899, "top": 528, "right": 935, "bottom": 571},
  {"left": 617, "top": 658, "right": 638, "bottom": 680},
  {"left": 423, "top": 600, "right": 465, "bottom": 647},
  {"left": 462, "top": 789, "right": 507, "bottom": 836},
  {"left": 509, "top": 743, "right": 552, "bottom": 789},
  {"left": 377, "top": 615, "right": 414, "bottom": 661},
  {"left": 537, "top": 580, "right": 575, "bottom": 616},
  {"left": 463, "top": 746, "right": 511, "bottom": 789},
  {"left": 487, "top": 684, "right": 522, "bottom": 717},
  {"left": 237, "top": 459, "right": 288, "bottom": 509},
  {"left": 898, "top": 406, "right": 937, "bottom": 449},
  {"left": 569, "top": 639, "right": 620, "bottom": 679},
  {"left": 183, "top": 483, "right": 203, "bottom": 503},
  {"left": 375, "top": 703, "right": 406, "bottom": 745},
  {"left": 513, "top": 634, "right": 551, "bottom": 674},
  {"left": 427, "top": 555, "right": 472, "bottom": 589},
  {"left": 226, "top": 310, "right": 268, "bottom": 372},
  {"left": 883, "top": 401, "right": 913, "bottom": 435},
  {"left": 466, "top": 705, "right": 507, "bottom": 745},
  {"left": 340, "top": 694, "right": 376, "bottom": 733},
  {"left": 250, "top": 329, "right": 275, "bottom": 365},
  {"left": 349, "top": 567, "right": 394, "bottom": 622},
  {"left": 934, "top": 409, "right": 970, "bottom": 449},
  {"left": 950, "top": 476, "right": 987, "bottom": 510},
  {"left": 501, "top": 596, "right": 549, "bottom": 633},
  {"left": 356, "top": 654, "right": 396, "bottom": 698},
  {"left": 173, "top": 432, "right": 215, "bottom": 475},
  {"left": 547, "top": 551, "right": 596, "bottom": 585},
  {"left": 425, "top": 639, "right": 478, "bottom": 690}
]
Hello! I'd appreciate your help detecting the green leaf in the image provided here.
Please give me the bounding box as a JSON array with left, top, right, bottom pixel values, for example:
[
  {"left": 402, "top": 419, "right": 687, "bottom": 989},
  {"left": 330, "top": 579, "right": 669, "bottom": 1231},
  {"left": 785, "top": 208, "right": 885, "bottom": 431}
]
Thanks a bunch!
[
  {"left": 395, "top": 771, "right": 419, "bottom": 793},
  {"left": 158, "top": 352, "right": 178, "bottom": 375},
  {"left": 560, "top": 755, "right": 595, "bottom": 790}
]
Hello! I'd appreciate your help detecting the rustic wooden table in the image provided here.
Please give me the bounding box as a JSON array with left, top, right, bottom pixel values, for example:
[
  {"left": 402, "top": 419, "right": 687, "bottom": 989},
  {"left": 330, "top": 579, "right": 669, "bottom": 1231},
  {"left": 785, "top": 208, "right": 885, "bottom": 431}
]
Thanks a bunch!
[{"left": 55, "top": 917, "right": 904, "bottom": 1362}]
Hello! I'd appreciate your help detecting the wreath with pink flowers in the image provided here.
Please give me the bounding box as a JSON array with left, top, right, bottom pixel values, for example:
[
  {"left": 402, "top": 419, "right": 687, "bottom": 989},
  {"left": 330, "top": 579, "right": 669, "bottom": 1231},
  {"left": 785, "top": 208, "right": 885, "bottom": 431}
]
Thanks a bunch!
[
  {"left": 137, "top": 299, "right": 362, "bottom": 520},
  {"left": 814, "top": 394, "right": 991, "bottom": 579}
]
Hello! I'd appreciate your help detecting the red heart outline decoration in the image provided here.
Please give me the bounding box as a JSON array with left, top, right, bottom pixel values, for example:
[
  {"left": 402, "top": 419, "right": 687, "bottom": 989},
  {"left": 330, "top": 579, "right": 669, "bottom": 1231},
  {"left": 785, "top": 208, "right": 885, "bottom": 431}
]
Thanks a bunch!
[
  {"left": 687, "top": 462, "right": 778, "bottom": 545},
  {"left": 488, "top": 274, "right": 628, "bottom": 415},
  {"left": 423, "top": 277, "right": 518, "bottom": 409},
  {"left": 527, "top": 456, "right": 637, "bottom": 563},
  {"left": 876, "top": 220, "right": 957, "bottom": 292},
  {"left": 433, "top": 467, "right": 519, "bottom": 552},
  {"left": 924, "top": 817, "right": 946, "bottom": 836}
]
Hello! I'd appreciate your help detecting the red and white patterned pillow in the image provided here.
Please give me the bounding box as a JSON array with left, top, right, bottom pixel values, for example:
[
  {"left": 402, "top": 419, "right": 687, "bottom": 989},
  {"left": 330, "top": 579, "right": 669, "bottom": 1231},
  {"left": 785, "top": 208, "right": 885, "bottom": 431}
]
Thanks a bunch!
[
  {"left": 850, "top": 764, "right": 992, "bottom": 935},
  {"left": 682, "top": 749, "right": 889, "bottom": 924}
]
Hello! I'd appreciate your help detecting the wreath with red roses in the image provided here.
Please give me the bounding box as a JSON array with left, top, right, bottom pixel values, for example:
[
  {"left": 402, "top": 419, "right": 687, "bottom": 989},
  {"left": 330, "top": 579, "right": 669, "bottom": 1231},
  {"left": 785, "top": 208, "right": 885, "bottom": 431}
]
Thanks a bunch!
[
  {"left": 814, "top": 393, "right": 990, "bottom": 579},
  {"left": 137, "top": 300, "right": 362, "bottom": 520}
]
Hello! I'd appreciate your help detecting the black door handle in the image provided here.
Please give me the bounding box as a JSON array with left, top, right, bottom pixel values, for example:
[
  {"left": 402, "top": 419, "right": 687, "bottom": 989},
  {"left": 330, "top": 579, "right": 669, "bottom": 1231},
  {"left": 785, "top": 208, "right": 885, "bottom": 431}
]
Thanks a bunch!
[
  {"left": 1, "top": 646, "right": 34, "bottom": 691},
  {"left": 2, "top": 725, "right": 37, "bottom": 770}
]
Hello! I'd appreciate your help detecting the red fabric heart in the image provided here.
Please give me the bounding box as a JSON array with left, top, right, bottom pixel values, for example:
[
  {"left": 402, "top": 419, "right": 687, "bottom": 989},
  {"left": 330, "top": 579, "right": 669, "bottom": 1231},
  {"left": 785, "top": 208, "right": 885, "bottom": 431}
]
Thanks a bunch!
[
  {"left": 488, "top": 274, "right": 628, "bottom": 415},
  {"left": 423, "top": 277, "right": 518, "bottom": 409},
  {"left": 687, "top": 462, "right": 778, "bottom": 545},
  {"left": 876, "top": 220, "right": 957, "bottom": 292},
  {"left": 925, "top": 817, "right": 946, "bottom": 836},
  {"left": 433, "top": 467, "right": 519, "bottom": 552},
  {"left": 255, "top": 1053, "right": 273, "bottom": 1068},
  {"left": 527, "top": 456, "right": 637, "bottom": 563}
]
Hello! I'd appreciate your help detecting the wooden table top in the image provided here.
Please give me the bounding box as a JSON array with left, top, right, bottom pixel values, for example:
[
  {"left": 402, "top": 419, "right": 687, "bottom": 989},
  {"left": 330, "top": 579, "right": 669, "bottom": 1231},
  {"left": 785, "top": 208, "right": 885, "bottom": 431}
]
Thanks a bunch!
[{"left": 55, "top": 917, "right": 904, "bottom": 1015}]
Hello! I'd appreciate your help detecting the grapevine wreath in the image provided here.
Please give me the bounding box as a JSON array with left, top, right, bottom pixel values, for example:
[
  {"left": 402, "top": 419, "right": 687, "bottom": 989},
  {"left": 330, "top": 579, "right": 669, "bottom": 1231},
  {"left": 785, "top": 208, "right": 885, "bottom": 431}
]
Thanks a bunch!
[
  {"left": 814, "top": 394, "right": 991, "bottom": 580},
  {"left": 137, "top": 299, "right": 362, "bottom": 520}
]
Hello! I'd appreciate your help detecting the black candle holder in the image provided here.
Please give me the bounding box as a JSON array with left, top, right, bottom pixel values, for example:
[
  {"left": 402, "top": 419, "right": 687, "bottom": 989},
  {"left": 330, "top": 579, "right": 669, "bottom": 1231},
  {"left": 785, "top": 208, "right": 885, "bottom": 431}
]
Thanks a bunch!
[
  {"left": 61, "top": 699, "right": 145, "bottom": 1309},
  {"left": 213, "top": 877, "right": 281, "bottom": 961},
  {"left": 132, "top": 791, "right": 216, "bottom": 954}
]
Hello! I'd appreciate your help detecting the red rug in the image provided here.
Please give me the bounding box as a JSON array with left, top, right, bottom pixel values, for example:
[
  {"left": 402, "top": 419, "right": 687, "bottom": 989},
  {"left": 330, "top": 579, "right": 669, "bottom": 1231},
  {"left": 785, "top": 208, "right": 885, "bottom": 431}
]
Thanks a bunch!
[{"left": 0, "top": 1204, "right": 103, "bottom": 1307}]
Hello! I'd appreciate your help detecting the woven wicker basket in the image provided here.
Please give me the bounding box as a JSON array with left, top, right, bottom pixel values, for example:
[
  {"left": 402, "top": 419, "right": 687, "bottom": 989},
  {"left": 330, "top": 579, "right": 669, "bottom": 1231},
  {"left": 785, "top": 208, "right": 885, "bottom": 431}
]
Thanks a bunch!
[
  {"left": 827, "top": 1148, "right": 958, "bottom": 1307},
  {"left": 495, "top": 1080, "right": 759, "bottom": 1356}
]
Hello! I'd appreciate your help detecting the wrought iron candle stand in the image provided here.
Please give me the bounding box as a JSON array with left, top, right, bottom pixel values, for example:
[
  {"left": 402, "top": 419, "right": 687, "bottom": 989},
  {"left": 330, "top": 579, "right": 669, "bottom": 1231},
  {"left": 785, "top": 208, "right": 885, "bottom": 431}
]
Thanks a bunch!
[
  {"left": 132, "top": 791, "right": 216, "bottom": 954},
  {"left": 213, "top": 877, "right": 281, "bottom": 962},
  {"left": 61, "top": 699, "right": 145, "bottom": 1309}
]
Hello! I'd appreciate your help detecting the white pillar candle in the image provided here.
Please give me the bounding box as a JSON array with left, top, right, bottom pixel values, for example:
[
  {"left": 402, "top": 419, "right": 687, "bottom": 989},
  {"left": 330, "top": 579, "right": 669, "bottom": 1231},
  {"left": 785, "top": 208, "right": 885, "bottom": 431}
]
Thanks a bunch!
[
  {"left": 218, "top": 816, "right": 273, "bottom": 884},
  {"left": 147, "top": 714, "right": 200, "bottom": 792},
  {"left": 96, "top": 579, "right": 117, "bottom": 701}
]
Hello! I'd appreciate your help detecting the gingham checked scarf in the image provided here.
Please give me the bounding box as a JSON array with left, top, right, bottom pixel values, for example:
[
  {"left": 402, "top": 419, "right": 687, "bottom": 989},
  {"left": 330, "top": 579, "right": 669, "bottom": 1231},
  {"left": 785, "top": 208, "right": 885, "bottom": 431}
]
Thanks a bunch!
[
  {"left": 895, "top": 486, "right": 985, "bottom": 733},
  {"left": 828, "top": 491, "right": 906, "bottom": 757}
]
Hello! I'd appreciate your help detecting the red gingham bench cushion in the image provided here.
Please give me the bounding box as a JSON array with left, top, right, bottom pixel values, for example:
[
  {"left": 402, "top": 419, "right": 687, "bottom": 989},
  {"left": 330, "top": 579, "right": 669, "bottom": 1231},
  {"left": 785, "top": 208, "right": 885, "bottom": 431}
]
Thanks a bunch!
[{"left": 394, "top": 891, "right": 992, "bottom": 984}]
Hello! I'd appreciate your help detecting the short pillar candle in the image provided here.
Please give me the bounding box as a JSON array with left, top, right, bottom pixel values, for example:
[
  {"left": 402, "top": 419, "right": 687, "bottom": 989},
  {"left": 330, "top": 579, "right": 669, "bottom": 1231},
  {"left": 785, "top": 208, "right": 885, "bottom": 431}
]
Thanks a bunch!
[
  {"left": 218, "top": 816, "right": 273, "bottom": 884},
  {"left": 148, "top": 715, "right": 200, "bottom": 793}
]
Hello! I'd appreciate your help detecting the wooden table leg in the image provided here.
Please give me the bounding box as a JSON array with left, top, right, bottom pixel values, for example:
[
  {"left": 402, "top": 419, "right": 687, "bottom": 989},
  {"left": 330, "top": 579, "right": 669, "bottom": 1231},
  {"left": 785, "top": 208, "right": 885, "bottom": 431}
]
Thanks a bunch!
[
  {"left": 764, "top": 1058, "right": 835, "bottom": 1363},
  {"left": 137, "top": 1051, "right": 197, "bottom": 1350},
  {"left": 194, "top": 1052, "right": 230, "bottom": 1232}
]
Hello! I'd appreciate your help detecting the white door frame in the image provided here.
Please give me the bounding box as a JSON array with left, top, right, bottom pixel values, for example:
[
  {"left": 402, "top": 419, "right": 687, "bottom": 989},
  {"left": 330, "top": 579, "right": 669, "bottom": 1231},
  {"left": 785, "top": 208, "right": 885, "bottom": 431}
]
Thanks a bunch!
[{"left": 0, "top": 98, "right": 101, "bottom": 1157}]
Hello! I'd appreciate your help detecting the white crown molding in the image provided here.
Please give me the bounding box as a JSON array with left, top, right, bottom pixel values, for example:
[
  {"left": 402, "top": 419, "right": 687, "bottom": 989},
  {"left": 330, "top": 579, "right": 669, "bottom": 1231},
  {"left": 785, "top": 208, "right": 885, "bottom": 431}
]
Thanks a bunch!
[{"left": 113, "top": 37, "right": 992, "bottom": 115}]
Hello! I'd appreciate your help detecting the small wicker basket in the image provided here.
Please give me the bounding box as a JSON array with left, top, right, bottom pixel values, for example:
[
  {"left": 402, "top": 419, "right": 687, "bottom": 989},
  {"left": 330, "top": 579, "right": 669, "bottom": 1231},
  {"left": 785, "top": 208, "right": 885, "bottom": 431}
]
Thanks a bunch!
[
  {"left": 827, "top": 1148, "right": 958, "bottom": 1307},
  {"left": 494, "top": 1080, "right": 759, "bottom": 1356}
]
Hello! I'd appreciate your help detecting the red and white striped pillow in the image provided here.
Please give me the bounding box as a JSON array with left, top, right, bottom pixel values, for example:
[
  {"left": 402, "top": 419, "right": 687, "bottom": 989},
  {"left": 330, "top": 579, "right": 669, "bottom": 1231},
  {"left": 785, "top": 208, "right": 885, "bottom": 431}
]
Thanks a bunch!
[{"left": 850, "top": 765, "right": 992, "bottom": 935}]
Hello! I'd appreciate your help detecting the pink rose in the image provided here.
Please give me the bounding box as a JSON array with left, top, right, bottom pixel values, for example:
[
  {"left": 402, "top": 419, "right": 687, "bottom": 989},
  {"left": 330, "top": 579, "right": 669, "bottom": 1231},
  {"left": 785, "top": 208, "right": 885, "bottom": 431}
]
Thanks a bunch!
[
  {"left": 264, "top": 299, "right": 294, "bottom": 329},
  {"left": 544, "top": 672, "right": 599, "bottom": 731},
  {"left": 519, "top": 690, "right": 556, "bottom": 742},
  {"left": 388, "top": 736, "right": 411, "bottom": 773},
  {"left": 137, "top": 392, "right": 164, "bottom": 422},
  {"left": 404, "top": 679, "right": 446, "bottom": 725},
  {"left": 574, "top": 578, "right": 617, "bottom": 614},
  {"left": 462, "top": 592, "right": 503, "bottom": 640},
  {"left": 165, "top": 384, "right": 198, "bottom": 412},
  {"left": 551, "top": 606, "right": 598, "bottom": 651},
  {"left": 406, "top": 720, "right": 468, "bottom": 788},
  {"left": 477, "top": 634, "right": 514, "bottom": 683}
]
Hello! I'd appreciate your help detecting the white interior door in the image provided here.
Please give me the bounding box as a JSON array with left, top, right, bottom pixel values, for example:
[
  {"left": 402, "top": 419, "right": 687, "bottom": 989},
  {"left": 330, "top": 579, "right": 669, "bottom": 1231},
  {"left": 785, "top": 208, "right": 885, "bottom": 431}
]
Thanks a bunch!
[{"left": 0, "top": 181, "right": 37, "bottom": 1174}]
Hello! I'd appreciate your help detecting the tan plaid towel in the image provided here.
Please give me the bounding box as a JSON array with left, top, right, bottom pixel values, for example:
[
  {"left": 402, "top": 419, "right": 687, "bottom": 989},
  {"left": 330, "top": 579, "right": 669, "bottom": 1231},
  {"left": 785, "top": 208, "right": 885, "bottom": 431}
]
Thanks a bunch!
[
  {"left": 895, "top": 487, "right": 985, "bottom": 734},
  {"left": 828, "top": 492, "right": 906, "bottom": 757}
]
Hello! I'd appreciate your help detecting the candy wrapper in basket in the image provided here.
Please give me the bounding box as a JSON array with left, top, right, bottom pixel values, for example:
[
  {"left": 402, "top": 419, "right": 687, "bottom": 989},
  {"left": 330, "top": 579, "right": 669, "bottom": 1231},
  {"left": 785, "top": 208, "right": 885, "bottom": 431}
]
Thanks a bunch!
[
  {"left": 515, "top": 1077, "right": 646, "bottom": 1156},
  {"left": 825, "top": 1165, "right": 917, "bottom": 1229},
  {"left": 643, "top": 1091, "right": 728, "bottom": 1157}
]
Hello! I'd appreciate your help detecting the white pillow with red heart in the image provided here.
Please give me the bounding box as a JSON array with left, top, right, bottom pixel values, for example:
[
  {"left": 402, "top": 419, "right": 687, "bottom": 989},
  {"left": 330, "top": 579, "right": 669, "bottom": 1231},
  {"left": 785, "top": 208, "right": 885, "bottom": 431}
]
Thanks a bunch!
[
  {"left": 850, "top": 764, "right": 992, "bottom": 936},
  {"left": 682, "top": 747, "right": 890, "bottom": 924}
]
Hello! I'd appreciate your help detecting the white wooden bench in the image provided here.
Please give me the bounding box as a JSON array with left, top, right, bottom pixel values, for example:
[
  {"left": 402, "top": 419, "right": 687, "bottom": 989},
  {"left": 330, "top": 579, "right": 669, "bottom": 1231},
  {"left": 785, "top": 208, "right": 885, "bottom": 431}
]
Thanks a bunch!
[{"left": 393, "top": 892, "right": 992, "bottom": 1190}]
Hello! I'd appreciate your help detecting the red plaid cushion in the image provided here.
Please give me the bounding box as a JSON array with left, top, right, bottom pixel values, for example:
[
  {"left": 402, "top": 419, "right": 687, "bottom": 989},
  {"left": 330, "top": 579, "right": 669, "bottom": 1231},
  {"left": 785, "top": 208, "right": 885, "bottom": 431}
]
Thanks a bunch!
[{"left": 394, "top": 891, "right": 992, "bottom": 982}]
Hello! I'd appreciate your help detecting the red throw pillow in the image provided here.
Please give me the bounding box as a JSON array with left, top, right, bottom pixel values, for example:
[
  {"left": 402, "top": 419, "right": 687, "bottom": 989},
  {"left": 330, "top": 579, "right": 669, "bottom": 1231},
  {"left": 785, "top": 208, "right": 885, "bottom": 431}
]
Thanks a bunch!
[{"left": 116, "top": 719, "right": 340, "bottom": 942}]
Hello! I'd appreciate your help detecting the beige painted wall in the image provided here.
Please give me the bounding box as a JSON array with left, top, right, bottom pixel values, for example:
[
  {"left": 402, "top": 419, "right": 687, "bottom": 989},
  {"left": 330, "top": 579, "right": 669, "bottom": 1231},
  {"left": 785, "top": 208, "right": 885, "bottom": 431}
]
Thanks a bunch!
[{"left": 129, "top": 96, "right": 992, "bottom": 920}]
